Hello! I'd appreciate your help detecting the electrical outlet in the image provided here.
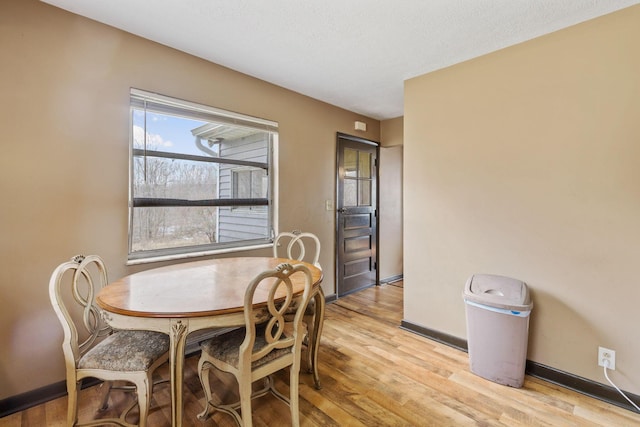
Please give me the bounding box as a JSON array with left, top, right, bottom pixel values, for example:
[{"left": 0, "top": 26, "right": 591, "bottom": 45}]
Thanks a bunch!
[{"left": 598, "top": 346, "right": 616, "bottom": 370}]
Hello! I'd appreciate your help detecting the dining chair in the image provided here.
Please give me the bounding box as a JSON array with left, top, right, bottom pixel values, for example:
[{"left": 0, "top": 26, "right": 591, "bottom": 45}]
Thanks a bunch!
[
  {"left": 272, "top": 230, "right": 325, "bottom": 389},
  {"left": 273, "top": 231, "right": 321, "bottom": 268},
  {"left": 48, "top": 254, "right": 170, "bottom": 427},
  {"left": 197, "top": 262, "right": 314, "bottom": 427}
]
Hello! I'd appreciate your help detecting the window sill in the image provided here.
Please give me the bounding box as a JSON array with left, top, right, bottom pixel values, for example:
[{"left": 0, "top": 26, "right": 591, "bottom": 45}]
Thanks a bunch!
[{"left": 126, "top": 243, "right": 273, "bottom": 266}]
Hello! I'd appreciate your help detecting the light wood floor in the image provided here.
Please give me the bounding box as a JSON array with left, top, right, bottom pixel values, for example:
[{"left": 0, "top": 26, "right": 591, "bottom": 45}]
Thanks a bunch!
[{"left": 3, "top": 282, "right": 639, "bottom": 426}]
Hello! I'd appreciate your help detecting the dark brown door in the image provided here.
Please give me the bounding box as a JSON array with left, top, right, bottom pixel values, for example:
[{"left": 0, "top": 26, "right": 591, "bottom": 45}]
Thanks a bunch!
[{"left": 336, "top": 133, "right": 378, "bottom": 297}]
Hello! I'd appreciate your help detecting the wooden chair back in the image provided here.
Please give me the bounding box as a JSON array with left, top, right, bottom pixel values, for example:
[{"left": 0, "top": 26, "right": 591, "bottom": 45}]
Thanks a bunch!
[
  {"left": 49, "top": 254, "right": 112, "bottom": 367},
  {"left": 273, "top": 231, "right": 321, "bottom": 269}
]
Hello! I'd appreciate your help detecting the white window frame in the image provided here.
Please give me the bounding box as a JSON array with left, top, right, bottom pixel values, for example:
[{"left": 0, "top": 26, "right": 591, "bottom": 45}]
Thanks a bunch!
[{"left": 128, "top": 89, "right": 278, "bottom": 264}]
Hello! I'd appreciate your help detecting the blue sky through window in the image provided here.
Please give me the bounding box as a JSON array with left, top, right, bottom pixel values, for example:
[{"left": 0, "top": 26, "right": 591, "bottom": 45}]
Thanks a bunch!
[{"left": 132, "top": 109, "right": 212, "bottom": 156}]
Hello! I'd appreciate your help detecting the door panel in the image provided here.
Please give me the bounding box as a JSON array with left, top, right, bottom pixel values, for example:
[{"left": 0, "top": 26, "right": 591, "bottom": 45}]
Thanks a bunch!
[
  {"left": 344, "top": 214, "right": 371, "bottom": 229},
  {"left": 336, "top": 133, "right": 378, "bottom": 297}
]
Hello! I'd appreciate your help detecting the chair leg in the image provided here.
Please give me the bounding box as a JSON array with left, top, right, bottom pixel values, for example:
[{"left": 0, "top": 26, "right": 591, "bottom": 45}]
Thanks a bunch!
[
  {"left": 303, "top": 312, "right": 315, "bottom": 373},
  {"left": 309, "top": 288, "right": 325, "bottom": 389},
  {"left": 136, "top": 377, "right": 152, "bottom": 427},
  {"left": 197, "top": 359, "right": 215, "bottom": 420},
  {"left": 97, "top": 381, "right": 113, "bottom": 412},
  {"left": 289, "top": 366, "right": 300, "bottom": 427},
  {"left": 66, "top": 378, "right": 80, "bottom": 426},
  {"left": 239, "top": 380, "right": 254, "bottom": 427}
]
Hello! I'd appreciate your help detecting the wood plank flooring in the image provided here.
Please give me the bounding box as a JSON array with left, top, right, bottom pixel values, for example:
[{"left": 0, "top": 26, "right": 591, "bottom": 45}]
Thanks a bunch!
[{"left": 2, "top": 281, "right": 639, "bottom": 426}]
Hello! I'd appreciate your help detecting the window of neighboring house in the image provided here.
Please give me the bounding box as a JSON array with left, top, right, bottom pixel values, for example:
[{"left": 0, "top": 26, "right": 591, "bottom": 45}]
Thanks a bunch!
[
  {"left": 231, "top": 168, "right": 268, "bottom": 212},
  {"left": 128, "top": 89, "right": 277, "bottom": 263}
]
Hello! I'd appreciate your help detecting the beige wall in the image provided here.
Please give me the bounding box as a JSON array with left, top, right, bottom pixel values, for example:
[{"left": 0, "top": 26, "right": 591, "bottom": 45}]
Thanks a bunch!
[
  {"left": 379, "top": 117, "right": 404, "bottom": 280},
  {"left": 404, "top": 5, "right": 640, "bottom": 392},
  {"left": 0, "top": 0, "right": 381, "bottom": 398},
  {"left": 381, "top": 116, "right": 404, "bottom": 148}
]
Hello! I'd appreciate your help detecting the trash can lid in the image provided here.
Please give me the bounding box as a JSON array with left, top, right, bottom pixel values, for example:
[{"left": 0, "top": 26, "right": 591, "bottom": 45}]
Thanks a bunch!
[{"left": 463, "top": 274, "right": 532, "bottom": 312}]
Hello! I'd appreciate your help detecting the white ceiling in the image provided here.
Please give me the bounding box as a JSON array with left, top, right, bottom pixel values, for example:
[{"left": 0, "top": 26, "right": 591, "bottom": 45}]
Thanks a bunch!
[{"left": 42, "top": 0, "right": 639, "bottom": 120}]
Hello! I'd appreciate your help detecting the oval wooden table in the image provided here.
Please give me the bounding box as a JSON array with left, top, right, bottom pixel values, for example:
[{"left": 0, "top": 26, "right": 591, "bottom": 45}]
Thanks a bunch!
[{"left": 96, "top": 257, "right": 324, "bottom": 427}]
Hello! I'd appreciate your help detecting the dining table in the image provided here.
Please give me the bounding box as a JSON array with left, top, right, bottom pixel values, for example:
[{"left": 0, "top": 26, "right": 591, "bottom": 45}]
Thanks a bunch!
[{"left": 96, "top": 256, "right": 324, "bottom": 427}]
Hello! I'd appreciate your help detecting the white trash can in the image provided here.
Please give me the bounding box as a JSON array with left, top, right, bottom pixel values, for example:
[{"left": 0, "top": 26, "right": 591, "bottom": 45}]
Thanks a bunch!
[{"left": 463, "top": 274, "right": 532, "bottom": 388}]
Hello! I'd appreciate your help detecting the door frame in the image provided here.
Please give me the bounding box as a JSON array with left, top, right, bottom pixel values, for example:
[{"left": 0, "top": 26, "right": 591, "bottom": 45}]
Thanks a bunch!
[{"left": 335, "top": 132, "right": 380, "bottom": 297}]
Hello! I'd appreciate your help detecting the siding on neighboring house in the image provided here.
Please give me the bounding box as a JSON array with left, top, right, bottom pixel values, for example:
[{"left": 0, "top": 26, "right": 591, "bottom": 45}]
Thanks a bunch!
[{"left": 218, "top": 133, "right": 270, "bottom": 242}]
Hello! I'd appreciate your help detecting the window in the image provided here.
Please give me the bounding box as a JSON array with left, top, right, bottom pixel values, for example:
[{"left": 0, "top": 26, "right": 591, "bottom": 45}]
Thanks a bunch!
[
  {"left": 129, "top": 89, "right": 277, "bottom": 262},
  {"left": 231, "top": 168, "right": 268, "bottom": 212},
  {"left": 343, "top": 147, "right": 372, "bottom": 207}
]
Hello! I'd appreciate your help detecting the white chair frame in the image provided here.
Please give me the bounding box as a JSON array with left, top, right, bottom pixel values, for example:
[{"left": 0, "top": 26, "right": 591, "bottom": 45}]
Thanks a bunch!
[
  {"left": 49, "top": 255, "right": 169, "bottom": 427},
  {"left": 272, "top": 231, "right": 325, "bottom": 389},
  {"left": 197, "top": 262, "right": 314, "bottom": 427}
]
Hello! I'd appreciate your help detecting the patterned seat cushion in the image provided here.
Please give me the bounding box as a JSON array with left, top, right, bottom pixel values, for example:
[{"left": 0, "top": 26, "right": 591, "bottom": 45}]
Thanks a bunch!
[
  {"left": 201, "top": 325, "right": 291, "bottom": 369},
  {"left": 78, "top": 330, "right": 169, "bottom": 371}
]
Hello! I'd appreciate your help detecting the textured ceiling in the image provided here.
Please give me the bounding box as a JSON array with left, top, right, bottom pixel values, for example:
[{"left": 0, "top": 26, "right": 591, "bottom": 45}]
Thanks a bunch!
[{"left": 42, "top": 0, "right": 639, "bottom": 120}]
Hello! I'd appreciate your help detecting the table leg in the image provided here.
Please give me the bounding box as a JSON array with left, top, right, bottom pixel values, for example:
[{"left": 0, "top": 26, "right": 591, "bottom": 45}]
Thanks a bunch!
[{"left": 170, "top": 319, "right": 189, "bottom": 427}]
